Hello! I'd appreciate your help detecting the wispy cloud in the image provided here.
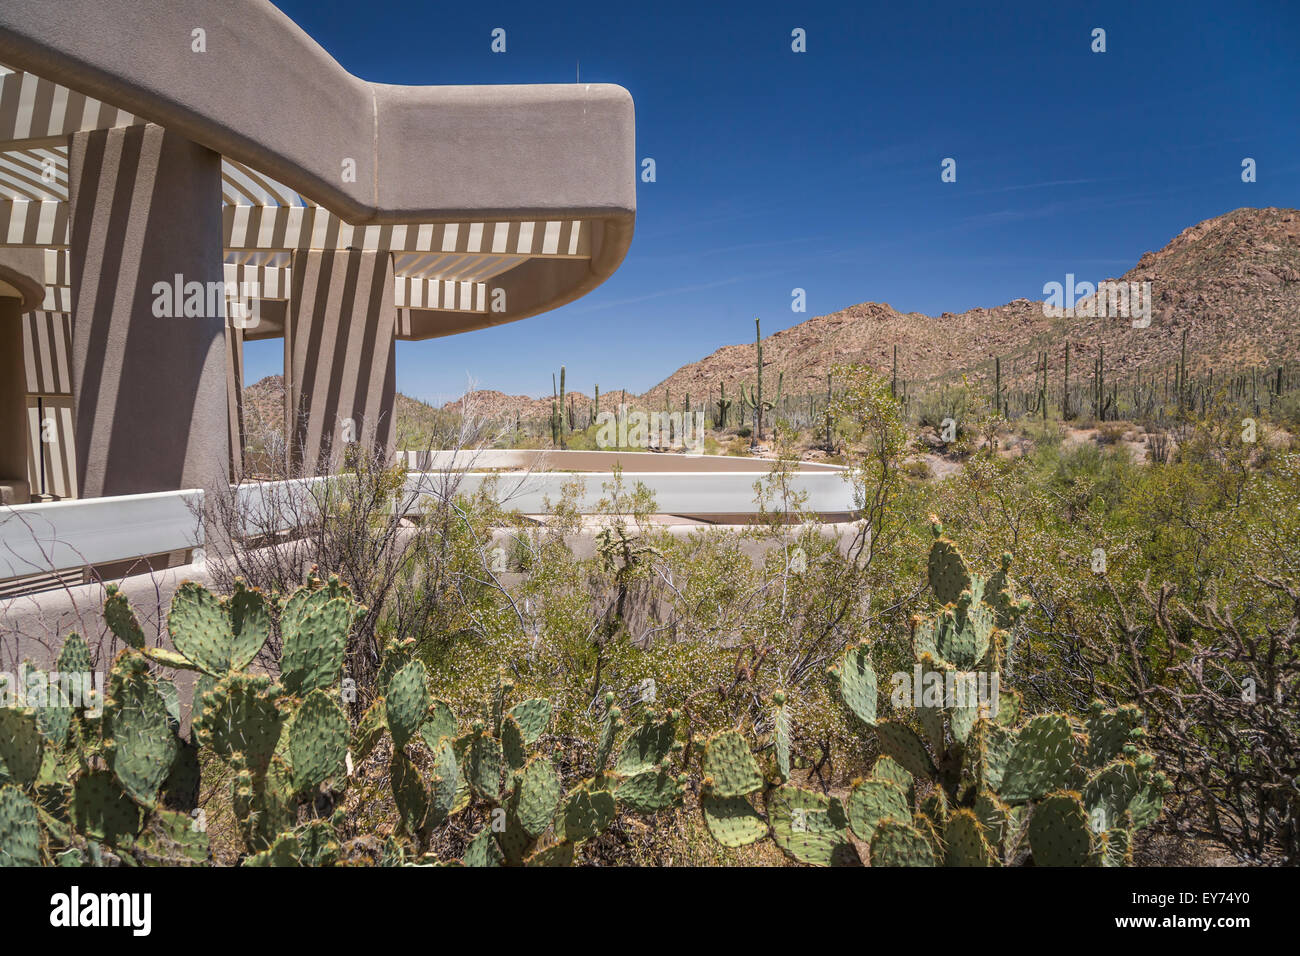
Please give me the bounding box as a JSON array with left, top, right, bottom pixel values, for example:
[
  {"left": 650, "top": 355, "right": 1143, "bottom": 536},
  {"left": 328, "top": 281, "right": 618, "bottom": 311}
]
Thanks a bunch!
[
  {"left": 963, "top": 178, "right": 1107, "bottom": 196},
  {"left": 566, "top": 272, "right": 761, "bottom": 314}
]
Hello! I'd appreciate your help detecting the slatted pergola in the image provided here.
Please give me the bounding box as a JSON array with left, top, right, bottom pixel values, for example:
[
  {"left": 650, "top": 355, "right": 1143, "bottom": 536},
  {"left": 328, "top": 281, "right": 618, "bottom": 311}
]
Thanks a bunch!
[{"left": 0, "top": 1, "right": 634, "bottom": 503}]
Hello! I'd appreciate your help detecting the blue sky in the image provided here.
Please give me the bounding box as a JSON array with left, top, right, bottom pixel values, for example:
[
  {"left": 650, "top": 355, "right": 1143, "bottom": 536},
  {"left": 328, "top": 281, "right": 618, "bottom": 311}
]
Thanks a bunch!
[{"left": 247, "top": 0, "right": 1300, "bottom": 404}]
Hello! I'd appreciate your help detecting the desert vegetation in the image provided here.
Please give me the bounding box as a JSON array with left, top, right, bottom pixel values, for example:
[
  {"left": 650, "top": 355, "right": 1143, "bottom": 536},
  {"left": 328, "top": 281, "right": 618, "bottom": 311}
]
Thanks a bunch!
[{"left": 2, "top": 361, "right": 1295, "bottom": 866}]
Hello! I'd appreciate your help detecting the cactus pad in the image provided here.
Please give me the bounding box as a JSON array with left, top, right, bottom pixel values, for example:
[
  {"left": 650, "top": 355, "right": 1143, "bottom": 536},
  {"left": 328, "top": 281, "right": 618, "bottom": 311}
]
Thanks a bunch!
[
  {"left": 869, "top": 819, "right": 936, "bottom": 867},
  {"left": 846, "top": 778, "right": 910, "bottom": 842},
  {"left": 928, "top": 537, "right": 972, "bottom": 606},
  {"left": 1028, "top": 792, "right": 1092, "bottom": 866},
  {"left": 227, "top": 580, "right": 272, "bottom": 671},
  {"left": 463, "top": 826, "right": 504, "bottom": 867},
  {"left": 615, "top": 712, "right": 679, "bottom": 776},
  {"left": 138, "top": 808, "right": 210, "bottom": 864},
  {"left": 352, "top": 699, "right": 386, "bottom": 763},
  {"left": 832, "top": 643, "right": 878, "bottom": 726},
  {"left": 288, "top": 689, "right": 348, "bottom": 793},
  {"left": 505, "top": 698, "right": 552, "bottom": 746},
  {"left": 616, "top": 767, "right": 684, "bottom": 813},
  {"left": 595, "top": 700, "right": 622, "bottom": 770},
  {"left": 874, "top": 720, "right": 936, "bottom": 782},
  {"left": 973, "top": 788, "right": 1010, "bottom": 851},
  {"left": 1084, "top": 704, "right": 1139, "bottom": 768},
  {"left": 701, "top": 792, "right": 767, "bottom": 847},
  {"left": 167, "top": 582, "right": 240, "bottom": 674},
  {"left": 0, "top": 708, "right": 44, "bottom": 788},
  {"left": 279, "top": 597, "right": 350, "bottom": 695},
  {"left": 524, "top": 841, "right": 575, "bottom": 867},
  {"left": 559, "top": 787, "right": 616, "bottom": 843},
  {"left": 872, "top": 755, "right": 915, "bottom": 801},
  {"left": 56, "top": 631, "right": 95, "bottom": 683},
  {"left": 428, "top": 738, "right": 460, "bottom": 824},
  {"left": 384, "top": 660, "right": 429, "bottom": 751},
  {"left": 999, "top": 713, "right": 1075, "bottom": 803},
  {"left": 27, "top": 665, "right": 72, "bottom": 747},
  {"left": 767, "top": 786, "right": 858, "bottom": 867},
  {"left": 102, "top": 655, "right": 178, "bottom": 805},
  {"left": 0, "top": 785, "right": 40, "bottom": 866},
  {"left": 773, "top": 703, "right": 791, "bottom": 782},
  {"left": 466, "top": 730, "right": 502, "bottom": 800},
  {"left": 1100, "top": 825, "right": 1133, "bottom": 866},
  {"left": 919, "top": 786, "right": 949, "bottom": 827},
  {"left": 702, "top": 730, "right": 763, "bottom": 798},
  {"left": 944, "top": 809, "right": 997, "bottom": 866},
  {"left": 391, "top": 751, "right": 430, "bottom": 838},
  {"left": 1083, "top": 760, "right": 1163, "bottom": 831},
  {"left": 103, "top": 586, "right": 145, "bottom": 649},
  {"left": 419, "top": 699, "right": 458, "bottom": 750},
  {"left": 500, "top": 715, "right": 527, "bottom": 772},
  {"left": 193, "top": 673, "right": 284, "bottom": 774},
  {"left": 516, "top": 756, "right": 563, "bottom": 837},
  {"left": 72, "top": 770, "right": 142, "bottom": 845}
]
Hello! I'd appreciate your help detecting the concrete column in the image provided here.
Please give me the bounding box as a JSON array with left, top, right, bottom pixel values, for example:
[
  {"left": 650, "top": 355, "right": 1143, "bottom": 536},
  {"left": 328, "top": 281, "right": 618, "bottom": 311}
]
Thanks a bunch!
[
  {"left": 0, "top": 297, "right": 31, "bottom": 504},
  {"left": 285, "top": 250, "right": 396, "bottom": 473},
  {"left": 225, "top": 322, "right": 245, "bottom": 482},
  {"left": 68, "top": 123, "right": 228, "bottom": 498}
]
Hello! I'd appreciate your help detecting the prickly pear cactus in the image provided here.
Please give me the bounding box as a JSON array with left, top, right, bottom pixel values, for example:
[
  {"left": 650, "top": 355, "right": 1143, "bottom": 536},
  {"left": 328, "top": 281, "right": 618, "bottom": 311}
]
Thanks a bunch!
[
  {"left": 832, "top": 528, "right": 1165, "bottom": 866},
  {"left": 0, "top": 537, "right": 1166, "bottom": 869},
  {"left": 693, "top": 525, "right": 1166, "bottom": 867}
]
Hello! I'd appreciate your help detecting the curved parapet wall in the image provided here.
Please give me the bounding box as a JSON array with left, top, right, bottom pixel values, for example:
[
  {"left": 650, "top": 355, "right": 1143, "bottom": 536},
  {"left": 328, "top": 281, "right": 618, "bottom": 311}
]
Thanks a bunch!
[{"left": 0, "top": 0, "right": 635, "bottom": 325}]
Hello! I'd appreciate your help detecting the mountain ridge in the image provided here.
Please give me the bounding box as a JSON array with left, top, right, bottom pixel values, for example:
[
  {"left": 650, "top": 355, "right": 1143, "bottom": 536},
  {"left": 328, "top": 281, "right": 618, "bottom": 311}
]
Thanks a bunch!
[{"left": 246, "top": 206, "right": 1299, "bottom": 423}]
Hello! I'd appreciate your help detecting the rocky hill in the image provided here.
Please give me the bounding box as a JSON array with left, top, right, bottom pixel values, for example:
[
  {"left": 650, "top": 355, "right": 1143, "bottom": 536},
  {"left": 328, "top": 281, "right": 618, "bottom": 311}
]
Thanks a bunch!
[{"left": 640, "top": 207, "right": 1299, "bottom": 402}]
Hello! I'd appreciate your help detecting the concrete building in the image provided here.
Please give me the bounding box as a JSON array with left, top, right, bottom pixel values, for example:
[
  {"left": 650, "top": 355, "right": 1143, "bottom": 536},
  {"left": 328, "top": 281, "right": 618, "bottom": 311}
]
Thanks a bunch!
[
  {"left": 0, "top": 1, "right": 864, "bottom": 669},
  {"left": 0, "top": 0, "right": 635, "bottom": 503}
]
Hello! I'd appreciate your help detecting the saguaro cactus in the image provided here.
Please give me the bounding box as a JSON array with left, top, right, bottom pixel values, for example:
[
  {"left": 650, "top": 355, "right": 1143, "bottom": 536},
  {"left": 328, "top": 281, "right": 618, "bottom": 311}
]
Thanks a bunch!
[
  {"left": 754, "top": 317, "right": 765, "bottom": 444},
  {"left": 716, "top": 382, "right": 732, "bottom": 429},
  {"left": 1062, "top": 342, "right": 1071, "bottom": 420},
  {"left": 559, "top": 365, "right": 567, "bottom": 448}
]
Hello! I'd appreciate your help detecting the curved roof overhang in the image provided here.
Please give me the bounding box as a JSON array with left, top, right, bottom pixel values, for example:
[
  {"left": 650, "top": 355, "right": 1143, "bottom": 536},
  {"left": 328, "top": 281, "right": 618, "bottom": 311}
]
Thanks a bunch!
[{"left": 0, "top": 0, "right": 635, "bottom": 337}]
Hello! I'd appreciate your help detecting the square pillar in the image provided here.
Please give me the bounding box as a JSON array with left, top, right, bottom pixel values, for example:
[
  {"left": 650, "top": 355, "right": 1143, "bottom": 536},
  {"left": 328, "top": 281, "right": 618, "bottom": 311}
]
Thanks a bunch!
[
  {"left": 285, "top": 250, "right": 396, "bottom": 473},
  {"left": 225, "top": 322, "right": 245, "bottom": 481},
  {"left": 68, "top": 123, "right": 228, "bottom": 498}
]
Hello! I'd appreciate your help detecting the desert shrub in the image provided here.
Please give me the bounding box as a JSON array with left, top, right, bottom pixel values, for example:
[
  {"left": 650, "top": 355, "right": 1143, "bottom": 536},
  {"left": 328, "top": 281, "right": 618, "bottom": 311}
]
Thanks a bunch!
[
  {"left": 1269, "top": 389, "right": 1300, "bottom": 432},
  {"left": 1095, "top": 421, "right": 1129, "bottom": 445},
  {"left": 0, "top": 522, "right": 1167, "bottom": 867},
  {"left": 901, "top": 458, "right": 932, "bottom": 480},
  {"left": 921, "top": 408, "right": 1299, "bottom": 863},
  {"left": 911, "top": 380, "right": 990, "bottom": 437},
  {"left": 8, "top": 386, "right": 1289, "bottom": 866}
]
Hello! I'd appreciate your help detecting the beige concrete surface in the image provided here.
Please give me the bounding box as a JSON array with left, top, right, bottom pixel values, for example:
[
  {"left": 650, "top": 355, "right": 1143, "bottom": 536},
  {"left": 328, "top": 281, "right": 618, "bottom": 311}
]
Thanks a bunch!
[{"left": 69, "top": 124, "right": 229, "bottom": 498}]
